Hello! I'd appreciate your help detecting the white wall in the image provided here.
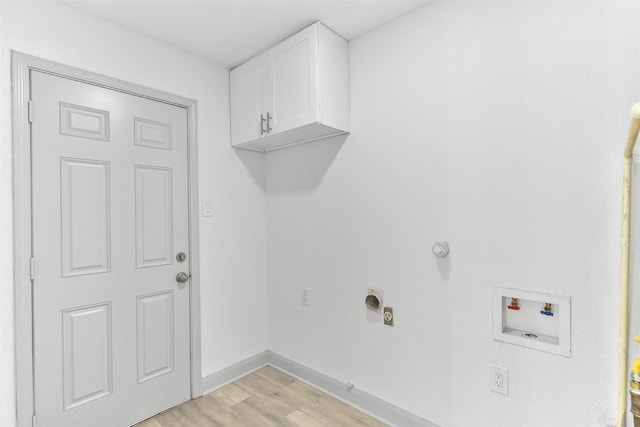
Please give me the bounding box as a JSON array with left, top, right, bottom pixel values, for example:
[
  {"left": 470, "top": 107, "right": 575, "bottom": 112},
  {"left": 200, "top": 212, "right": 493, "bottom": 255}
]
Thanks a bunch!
[
  {"left": 266, "top": 2, "right": 640, "bottom": 426},
  {"left": 4, "top": 1, "right": 640, "bottom": 427},
  {"left": 0, "top": 3, "right": 268, "bottom": 427}
]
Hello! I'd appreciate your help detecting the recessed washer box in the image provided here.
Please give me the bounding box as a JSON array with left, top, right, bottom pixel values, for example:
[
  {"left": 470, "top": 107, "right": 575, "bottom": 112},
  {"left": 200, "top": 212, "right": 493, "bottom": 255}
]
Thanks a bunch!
[{"left": 492, "top": 287, "right": 571, "bottom": 357}]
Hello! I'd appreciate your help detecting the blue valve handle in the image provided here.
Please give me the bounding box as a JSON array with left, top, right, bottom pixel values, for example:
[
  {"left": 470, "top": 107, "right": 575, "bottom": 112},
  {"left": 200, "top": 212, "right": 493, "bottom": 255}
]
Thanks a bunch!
[{"left": 540, "top": 310, "right": 554, "bottom": 316}]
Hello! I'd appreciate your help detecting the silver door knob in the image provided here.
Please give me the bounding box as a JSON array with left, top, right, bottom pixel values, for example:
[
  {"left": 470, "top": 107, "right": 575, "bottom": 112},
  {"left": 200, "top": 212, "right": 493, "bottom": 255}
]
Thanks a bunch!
[{"left": 176, "top": 272, "right": 189, "bottom": 283}]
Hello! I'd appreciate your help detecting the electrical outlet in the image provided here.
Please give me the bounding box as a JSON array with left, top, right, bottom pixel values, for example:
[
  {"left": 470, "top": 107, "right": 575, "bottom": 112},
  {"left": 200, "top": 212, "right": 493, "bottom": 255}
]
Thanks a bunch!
[
  {"left": 383, "top": 307, "right": 394, "bottom": 326},
  {"left": 490, "top": 365, "right": 508, "bottom": 395},
  {"left": 300, "top": 289, "right": 310, "bottom": 306}
]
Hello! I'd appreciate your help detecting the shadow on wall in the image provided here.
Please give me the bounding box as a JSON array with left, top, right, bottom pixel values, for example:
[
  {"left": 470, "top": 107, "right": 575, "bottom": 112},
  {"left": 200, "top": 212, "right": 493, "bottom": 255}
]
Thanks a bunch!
[
  {"left": 233, "top": 147, "right": 268, "bottom": 192},
  {"left": 264, "top": 134, "right": 347, "bottom": 193},
  {"left": 436, "top": 255, "right": 451, "bottom": 280}
]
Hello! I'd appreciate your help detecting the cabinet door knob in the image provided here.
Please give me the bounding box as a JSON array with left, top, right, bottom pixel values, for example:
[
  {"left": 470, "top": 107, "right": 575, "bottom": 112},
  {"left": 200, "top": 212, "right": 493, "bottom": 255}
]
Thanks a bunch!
[
  {"left": 260, "top": 114, "right": 266, "bottom": 135},
  {"left": 266, "top": 112, "right": 273, "bottom": 133}
]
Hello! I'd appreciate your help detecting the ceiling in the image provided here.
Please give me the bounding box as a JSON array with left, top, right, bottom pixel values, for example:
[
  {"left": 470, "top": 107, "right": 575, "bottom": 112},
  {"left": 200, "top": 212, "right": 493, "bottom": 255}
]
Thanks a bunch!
[{"left": 61, "top": 0, "right": 430, "bottom": 68}]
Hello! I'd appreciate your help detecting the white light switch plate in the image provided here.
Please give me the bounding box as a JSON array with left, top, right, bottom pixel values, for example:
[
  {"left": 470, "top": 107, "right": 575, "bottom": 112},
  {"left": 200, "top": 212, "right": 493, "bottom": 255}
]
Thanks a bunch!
[{"left": 202, "top": 200, "right": 213, "bottom": 217}]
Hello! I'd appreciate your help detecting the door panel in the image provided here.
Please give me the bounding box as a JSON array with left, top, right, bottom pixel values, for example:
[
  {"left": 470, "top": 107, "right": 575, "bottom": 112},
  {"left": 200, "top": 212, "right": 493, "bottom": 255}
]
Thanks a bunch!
[
  {"left": 31, "top": 70, "right": 191, "bottom": 427},
  {"left": 136, "top": 291, "right": 175, "bottom": 383},
  {"left": 60, "top": 102, "right": 110, "bottom": 141},
  {"left": 62, "top": 302, "right": 113, "bottom": 411},
  {"left": 134, "top": 117, "right": 172, "bottom": 150},
  {"left": 60, "top": 158, "right": 111, "bottom": 277},
  {"left": 135, "top": 165, "right": 174, "bottom": 268}
]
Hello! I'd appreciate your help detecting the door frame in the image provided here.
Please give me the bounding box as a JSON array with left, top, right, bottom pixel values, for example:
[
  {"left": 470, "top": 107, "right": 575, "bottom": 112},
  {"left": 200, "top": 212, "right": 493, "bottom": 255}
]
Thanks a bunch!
[{"left": 12, "top": 51, "right": 203, "bottom": 427}]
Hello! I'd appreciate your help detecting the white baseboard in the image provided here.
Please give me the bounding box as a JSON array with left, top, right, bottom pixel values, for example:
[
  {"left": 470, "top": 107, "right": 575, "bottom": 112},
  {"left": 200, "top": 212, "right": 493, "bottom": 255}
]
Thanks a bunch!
[
  {"left": 267, "top": 351, "right": 438, "bottom": 427},
  {"left": 201, "top": 350, "right": 438, "bottom": 427},
  {"left": 201, "top": 350, "right": 269, "bottom": 394}
]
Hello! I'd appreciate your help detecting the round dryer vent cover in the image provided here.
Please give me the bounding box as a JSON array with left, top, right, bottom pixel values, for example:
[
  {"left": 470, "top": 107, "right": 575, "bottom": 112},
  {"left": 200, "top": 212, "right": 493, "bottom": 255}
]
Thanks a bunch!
[{"left": 365, "top": 289, "right": 382, "bottom": 310}]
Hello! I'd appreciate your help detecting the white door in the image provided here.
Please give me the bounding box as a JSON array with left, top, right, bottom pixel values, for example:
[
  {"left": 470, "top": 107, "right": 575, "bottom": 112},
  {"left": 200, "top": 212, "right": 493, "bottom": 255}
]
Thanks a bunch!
[{"left": 31, "top": 71, "right": 191, "bottom": 427}]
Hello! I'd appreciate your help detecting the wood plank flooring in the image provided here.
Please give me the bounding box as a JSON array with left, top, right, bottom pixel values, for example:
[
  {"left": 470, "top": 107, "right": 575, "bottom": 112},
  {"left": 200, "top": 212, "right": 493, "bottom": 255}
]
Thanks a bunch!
[{"left": 134, "top": 366, "right": 388, "bottom": 427}]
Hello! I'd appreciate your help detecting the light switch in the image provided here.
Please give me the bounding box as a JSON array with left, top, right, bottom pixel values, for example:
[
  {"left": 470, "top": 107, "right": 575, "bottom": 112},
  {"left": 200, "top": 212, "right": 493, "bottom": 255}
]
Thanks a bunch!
[{"left": 202, "top": 200, "right": 213, "bottom": 217}]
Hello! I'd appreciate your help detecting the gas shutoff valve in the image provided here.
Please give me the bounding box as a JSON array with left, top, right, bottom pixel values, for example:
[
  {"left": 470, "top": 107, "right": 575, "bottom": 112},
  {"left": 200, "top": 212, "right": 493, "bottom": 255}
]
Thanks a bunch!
[{"left": 432, "top": 241, "right": 449, "bottom": 258}]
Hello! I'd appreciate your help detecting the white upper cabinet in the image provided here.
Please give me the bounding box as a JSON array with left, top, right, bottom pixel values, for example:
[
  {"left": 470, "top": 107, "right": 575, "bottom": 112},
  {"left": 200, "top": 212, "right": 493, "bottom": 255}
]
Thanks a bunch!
[
  {"left": 268, "top": 24, "right": 318, "bottom": 135},
  {"left": 230, "top": 22, "right": 350, "bottom": 152},
  {"left": 230, "top": 53, "right": 268, "bottom": 145}
]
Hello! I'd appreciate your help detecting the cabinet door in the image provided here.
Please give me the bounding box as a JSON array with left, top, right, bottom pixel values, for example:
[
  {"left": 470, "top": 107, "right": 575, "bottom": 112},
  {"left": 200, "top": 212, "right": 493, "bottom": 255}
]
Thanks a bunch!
[
  {"left": 230, "top": 53, "right": 268, "bottom": 146},
  {"left": 268, "top": 24, "right": 319, "bottom": 134}
]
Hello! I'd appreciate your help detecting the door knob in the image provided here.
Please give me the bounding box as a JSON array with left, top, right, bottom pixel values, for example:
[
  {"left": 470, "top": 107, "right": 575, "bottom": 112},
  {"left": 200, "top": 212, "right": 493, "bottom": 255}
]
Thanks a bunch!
[{"left": 176, "top": 272, "right": 189, "bottom": 283}]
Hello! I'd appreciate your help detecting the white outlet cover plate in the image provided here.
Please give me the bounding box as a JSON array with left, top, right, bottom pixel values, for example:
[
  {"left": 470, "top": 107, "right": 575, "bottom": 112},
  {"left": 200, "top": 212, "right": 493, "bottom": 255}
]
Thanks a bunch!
[{"left": 490, "top": 365, "right": 508, "bottom": 395}]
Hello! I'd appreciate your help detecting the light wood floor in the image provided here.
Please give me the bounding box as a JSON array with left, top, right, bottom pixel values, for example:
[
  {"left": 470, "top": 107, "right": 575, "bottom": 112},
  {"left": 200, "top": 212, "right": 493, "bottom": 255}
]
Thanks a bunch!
[{"left": 135, "top": 366, "right": 388, "bottom": 427}]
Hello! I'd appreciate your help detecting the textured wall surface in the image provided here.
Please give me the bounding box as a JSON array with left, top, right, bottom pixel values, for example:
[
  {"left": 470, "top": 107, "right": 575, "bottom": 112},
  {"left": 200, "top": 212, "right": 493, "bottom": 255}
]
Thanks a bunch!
[{"left": 266, "top": 2, "right": 640, "bottom": 426}]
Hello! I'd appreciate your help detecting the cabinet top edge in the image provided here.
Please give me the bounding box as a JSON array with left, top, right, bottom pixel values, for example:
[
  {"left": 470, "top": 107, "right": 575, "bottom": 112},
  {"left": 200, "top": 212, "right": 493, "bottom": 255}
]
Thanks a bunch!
[{"left": 230, "top": 20, "right": 346, "bottom": 71}]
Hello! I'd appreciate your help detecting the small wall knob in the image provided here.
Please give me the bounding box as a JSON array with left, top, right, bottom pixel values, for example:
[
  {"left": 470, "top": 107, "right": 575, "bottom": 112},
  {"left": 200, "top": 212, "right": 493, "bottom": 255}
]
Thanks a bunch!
[{"left": 432, "top": 241, "right": 449, "bottom": 258}]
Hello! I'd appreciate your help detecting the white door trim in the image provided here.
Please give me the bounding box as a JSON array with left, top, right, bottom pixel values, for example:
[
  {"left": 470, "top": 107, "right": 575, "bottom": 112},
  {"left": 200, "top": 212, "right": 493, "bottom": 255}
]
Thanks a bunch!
[{"left": 12, "top": 51, "right": 203, "bottom": 427}]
